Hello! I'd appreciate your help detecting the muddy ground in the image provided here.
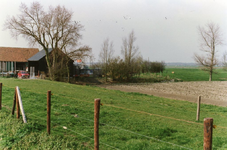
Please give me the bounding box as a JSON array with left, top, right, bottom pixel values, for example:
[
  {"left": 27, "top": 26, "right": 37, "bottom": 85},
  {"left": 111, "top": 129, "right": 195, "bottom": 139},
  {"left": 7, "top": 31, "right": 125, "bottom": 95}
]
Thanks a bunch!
[{"left": 98, "top": 81, "right": 227, "bottom": 107}]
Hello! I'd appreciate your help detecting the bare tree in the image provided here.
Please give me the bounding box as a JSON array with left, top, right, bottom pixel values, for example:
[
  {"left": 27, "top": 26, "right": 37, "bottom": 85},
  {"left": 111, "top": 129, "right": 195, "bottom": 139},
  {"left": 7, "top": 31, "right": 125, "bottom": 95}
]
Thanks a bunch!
[
  {"left": 121, "top": 31, "right": 141, "bottom": 80},
  {"left": 194, "top": 22, "right": 223, "bottom": 81},
  {"left": 99, "top": 38, "right": 114, "bottom": 82},
  {"left": 67, "top": 46, "right": 92, "bottom": 82},
  {"left": 68, "top": 46, "right": 92, "bottom": 62},
  {"left": 4, "top": 2, "right": 87, "bottom": 80},
  {"left": 53, "top": 46, "right": 91, "bottom": 82}
]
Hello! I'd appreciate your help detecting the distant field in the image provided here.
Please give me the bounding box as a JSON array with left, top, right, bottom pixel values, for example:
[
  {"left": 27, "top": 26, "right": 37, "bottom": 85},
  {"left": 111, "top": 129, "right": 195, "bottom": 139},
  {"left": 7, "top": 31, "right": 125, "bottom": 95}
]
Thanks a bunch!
[
  {"left": 0, "top": 78, "right": 227, "bottom": 149},
  {"left": 139, "top": 68, "right": 227, "bottom": 82},
  {"left": 165, "top": 68, "right": 227, "bottom": 81}
]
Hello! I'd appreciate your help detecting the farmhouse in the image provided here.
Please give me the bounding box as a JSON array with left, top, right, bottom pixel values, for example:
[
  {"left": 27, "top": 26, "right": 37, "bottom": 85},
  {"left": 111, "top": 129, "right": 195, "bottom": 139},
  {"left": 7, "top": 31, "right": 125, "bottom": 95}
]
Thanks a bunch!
[{"left": 0, "top": 47, "right": 39, "bottom": 72}]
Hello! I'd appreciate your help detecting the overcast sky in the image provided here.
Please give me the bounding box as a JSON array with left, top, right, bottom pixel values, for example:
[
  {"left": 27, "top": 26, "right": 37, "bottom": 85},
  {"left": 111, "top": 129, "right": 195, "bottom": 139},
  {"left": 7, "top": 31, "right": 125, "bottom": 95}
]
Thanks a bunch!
[{"left": 0, "top": 0, "right": 227, "bottom": 63}]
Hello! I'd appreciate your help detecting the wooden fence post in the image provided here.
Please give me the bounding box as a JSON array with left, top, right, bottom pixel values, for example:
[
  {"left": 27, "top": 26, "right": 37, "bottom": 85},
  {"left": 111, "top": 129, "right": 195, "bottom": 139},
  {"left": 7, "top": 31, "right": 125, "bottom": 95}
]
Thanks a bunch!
[
  {"left": 94, "top": 98, "right": 100, "bottom": 150},
  {"left": 196, "top": 96, "right": 201, "bottom": 121},
  {"left": 47, "top": 90, "right": 51, "bottom": 135},
  {"left": 16, "top": 86, "right": 27, "bottom": 123},
  {"left": 0, "top": 83, "right": 2, "bottom": 110},
  {"left": 16, "top": 89, "right": 20, "bottom": 119},
  {"left": 204, "top": 118, "right": 213, "bottom": 150},
  {"left": 12, "top": 88, "right": 16, "bottom": 115}
]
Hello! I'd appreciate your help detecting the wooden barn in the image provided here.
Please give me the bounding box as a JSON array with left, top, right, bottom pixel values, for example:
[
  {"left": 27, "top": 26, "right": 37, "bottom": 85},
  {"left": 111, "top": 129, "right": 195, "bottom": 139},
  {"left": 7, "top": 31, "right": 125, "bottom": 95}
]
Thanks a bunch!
[{"left": 28, "top": 49, "right": 74, "bottom": 77}]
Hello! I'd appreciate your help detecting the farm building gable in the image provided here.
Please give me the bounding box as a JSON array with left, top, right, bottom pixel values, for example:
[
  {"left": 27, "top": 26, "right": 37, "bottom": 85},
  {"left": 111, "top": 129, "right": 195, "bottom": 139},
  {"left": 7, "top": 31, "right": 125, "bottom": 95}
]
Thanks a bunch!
[{"left": 28, "top": 49, "right": 52, "bottom": 61}]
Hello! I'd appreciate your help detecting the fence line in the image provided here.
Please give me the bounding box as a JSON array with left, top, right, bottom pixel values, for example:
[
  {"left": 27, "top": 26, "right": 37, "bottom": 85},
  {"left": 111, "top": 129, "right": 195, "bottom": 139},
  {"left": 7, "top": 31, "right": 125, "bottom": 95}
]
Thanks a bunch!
[
  {"left": 36, "top": 104, "right": 193, "bottom": 150},
  {"left": 20, "top": 88, "right": 227, "bottom": 124},
  {"left": 65, "top": 127, "right": 120, "bottom": 150},
  {"left": 21, "top": 86, "right": 227, "bottom": 115},
  {"left": 50, "top": 120, "right": 120, "bottom": 150},
  {"left": 71, "top": 115, "right": 192, "bottom": 150},
  {"left": 34, "top": 103, "right": 227, "bottom": 130},
  {"left": 32, "top": 99, "right": 203, "bottom": 127},
  {"left": 25, "top": 105, "right": 222, "bottom": 150},
  {"left": 2, "top": 104, "right": 12, "bottom": 111},
  {"left": 27, "top": 113, "right": 46, "bottom": 121},
  {"left": 104, "top": 104, "right": 205, "bottom": 125},
  {"left": 104, "top": 124, "right": 192, "bottom": 150},
  {"left": 10, "top": 87, "right": 227, "bottom": 120},
  {"left": 11, "top": 98, "right": 227, "bottom": 130},
  {"left": 32, "top": 109, "right": 192, "bottom": 150},
  {"left": 14, "top": 112, "right": 119, "bottom": 150},
  {"left": 1, "top": 84, "right": 225, "bottom": 149},
  {"left": 49, "top": 102, "right": 227, "bottom": 129},
  {"left": 48, "top": 113, "right": 192, "bottom": 150}
]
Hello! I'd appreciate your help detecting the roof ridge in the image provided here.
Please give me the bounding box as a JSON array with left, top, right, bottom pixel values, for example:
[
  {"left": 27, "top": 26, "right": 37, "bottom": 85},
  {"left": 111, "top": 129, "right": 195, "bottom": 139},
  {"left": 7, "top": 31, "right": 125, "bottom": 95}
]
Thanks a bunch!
[{"left": 0, "top": 47, "right": 39, "bottom": 49}]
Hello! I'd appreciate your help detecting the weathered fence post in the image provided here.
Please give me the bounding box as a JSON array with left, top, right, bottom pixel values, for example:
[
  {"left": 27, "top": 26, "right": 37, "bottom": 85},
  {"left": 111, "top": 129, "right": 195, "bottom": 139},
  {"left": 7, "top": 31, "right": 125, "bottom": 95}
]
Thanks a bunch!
[
  {"left": 12, "top": 88, "right": 16, "bottom": 115},
  {"left": 16, "top": 89, "right": 20, "bottom": 119},
  {"left": 0, "top": 83, "right": 2, "bottom": 110},
  {"left": 196, "top": 96, "right": 201, "bottom": 121},
  {"left": 47, "top": 90, "right": 51, "bottom": 135},
  {"left": 204, "top": 118, "right": 213, "bottom": 150},
  {"left": 16, "top": 86, "right": 27, "bottom": 123},
  {"left": 94, "top": 98, "right": 100, "bottom": 150}
]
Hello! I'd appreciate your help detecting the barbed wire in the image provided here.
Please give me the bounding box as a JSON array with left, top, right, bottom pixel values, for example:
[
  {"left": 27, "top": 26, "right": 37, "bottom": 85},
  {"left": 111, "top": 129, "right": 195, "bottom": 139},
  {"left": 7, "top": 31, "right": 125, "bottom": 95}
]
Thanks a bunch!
[
  {"left": 26, "top": 113, "right": 46, "bottom": 121},
  {"left": 26, "top": 101, "right": 227, "bottom": 130},
  {"left": 72, "top": 115, "right": 192, "bottom": 150},
  {"left": 5, "top": 97, "right": 227, "bottom": 131},
  {"left": 29, "top": 108, "right": 192, "bottom": 150},
  {"left": 52, "top": 121, "right": 120, "bottom": 150},
  {"left": 6, "top": 85, "right": 227, "bottom": 121},
  {"left": 26, "top": 111, "right": 191, "bottom": 149}
]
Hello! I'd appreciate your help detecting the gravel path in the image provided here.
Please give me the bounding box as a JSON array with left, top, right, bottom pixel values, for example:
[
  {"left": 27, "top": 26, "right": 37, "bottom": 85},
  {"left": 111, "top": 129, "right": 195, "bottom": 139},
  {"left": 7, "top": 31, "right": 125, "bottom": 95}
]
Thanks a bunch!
[{"left": 98, "top": 81, "right": 227, "bottom": 107}]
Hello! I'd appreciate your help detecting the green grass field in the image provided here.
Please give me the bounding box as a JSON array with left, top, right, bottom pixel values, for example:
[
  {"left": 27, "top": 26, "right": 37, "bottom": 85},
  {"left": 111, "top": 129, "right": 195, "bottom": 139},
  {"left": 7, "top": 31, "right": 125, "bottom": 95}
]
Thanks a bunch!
[
  {"left": 139, "top": 68, "right": 227, "bottom": 82},
  {"left": 0, "top": 78, "right": 227, "bottom": 149}
]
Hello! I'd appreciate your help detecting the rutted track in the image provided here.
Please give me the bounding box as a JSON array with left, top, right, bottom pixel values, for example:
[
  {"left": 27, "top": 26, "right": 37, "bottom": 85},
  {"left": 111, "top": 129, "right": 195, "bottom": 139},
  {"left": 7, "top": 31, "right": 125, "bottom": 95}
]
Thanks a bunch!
[{"left": 98, "top": 81, "right": 227, "bottom": 107}]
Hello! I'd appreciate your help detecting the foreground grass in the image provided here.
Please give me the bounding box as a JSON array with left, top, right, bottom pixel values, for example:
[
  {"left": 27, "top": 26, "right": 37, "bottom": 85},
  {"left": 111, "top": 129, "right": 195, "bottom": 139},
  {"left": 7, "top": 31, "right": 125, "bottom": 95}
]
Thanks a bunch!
[
  {"left": 139, "top": 68, "right": 227, "bottom": 82},
  {"left": 0, "top": 78, "right": 227, "bottom": 149}
]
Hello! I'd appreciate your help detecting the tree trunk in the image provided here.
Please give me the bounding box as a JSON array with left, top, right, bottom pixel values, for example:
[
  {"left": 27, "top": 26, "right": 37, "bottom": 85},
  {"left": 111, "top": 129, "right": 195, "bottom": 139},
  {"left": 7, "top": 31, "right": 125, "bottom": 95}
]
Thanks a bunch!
[
  {"left": 67, "top": 69, "right": 70, "bottom": 83},
  {"left": 45, "top": 52, "right": 53, "bottom": 81},
  {"left": 105, "top": 63, "right": 107, "bottom": 82},
  {"left": 66, "top": 60, "right": 70, "bottom": 83},
  {"left": 51, "top": 50, "right": 58, "bottom": 81},
  {"left": 209, "top": 71, "right": 212, "bottom": 81}
]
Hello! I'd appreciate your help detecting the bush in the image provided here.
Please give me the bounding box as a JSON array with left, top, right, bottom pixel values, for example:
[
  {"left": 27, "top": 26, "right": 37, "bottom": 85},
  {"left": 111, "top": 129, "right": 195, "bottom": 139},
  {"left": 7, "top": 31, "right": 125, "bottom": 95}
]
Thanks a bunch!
[{"left": 142, "top": 61, "right": 165, "bottom": 73}]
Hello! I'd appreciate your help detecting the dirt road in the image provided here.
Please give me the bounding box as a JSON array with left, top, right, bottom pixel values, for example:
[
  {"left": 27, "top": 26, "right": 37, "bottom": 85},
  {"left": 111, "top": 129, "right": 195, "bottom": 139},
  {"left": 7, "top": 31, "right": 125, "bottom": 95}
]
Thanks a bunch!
[{"left": 98, "top": 81, "right": 227, "bottom": 107}]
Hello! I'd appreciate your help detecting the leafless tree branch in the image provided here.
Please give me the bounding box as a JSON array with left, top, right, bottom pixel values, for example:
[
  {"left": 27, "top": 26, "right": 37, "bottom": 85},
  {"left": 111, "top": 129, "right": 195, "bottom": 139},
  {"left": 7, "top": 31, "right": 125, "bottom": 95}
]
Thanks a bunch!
[{"left": 194, "top": 22, "right": 223, "bottom": 81}]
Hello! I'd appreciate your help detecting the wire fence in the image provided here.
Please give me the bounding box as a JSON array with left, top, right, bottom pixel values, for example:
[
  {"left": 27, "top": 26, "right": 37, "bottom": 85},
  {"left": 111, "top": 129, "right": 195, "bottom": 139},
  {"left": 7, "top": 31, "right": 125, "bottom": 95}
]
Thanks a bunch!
[
  {"left": 5, "top": 83, "right": 226, "bottom": 120},
  {"left": 26, "top": 101, "right": 193, "bottom": 149},
  {"left": 20, "top": 86, "right": 227, "bottom": 122},
  {"left": 69, "top": 115, "right": 192, "bottom": 150},
  {"left": 0, "top": 83, "right": 221, "bottom": 149},
  {"left": 28, "top": 111, "right": 192, "bottom": 150}
]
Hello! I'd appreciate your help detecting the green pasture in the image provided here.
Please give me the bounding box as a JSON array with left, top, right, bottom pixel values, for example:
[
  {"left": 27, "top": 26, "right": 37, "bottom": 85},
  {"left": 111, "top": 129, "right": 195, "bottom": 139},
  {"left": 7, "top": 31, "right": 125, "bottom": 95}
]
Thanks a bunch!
[
  {"left": 139, "top": 68, "right": 227, "bottom": 82},
  {"left": 0, "top": 78, "right": 227, "bottom": 149}
]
